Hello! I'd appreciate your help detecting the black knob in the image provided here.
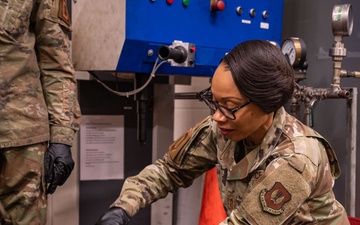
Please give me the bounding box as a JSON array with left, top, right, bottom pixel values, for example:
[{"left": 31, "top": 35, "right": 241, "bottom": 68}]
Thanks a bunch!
[{"left": 158, "top": 45, "right": 187, "bottom": 63}]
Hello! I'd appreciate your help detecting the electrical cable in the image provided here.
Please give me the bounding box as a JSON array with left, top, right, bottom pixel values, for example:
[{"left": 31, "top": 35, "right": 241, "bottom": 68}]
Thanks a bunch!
[{"left": 89, "top": 58, "right": 167, "bottom": 97}]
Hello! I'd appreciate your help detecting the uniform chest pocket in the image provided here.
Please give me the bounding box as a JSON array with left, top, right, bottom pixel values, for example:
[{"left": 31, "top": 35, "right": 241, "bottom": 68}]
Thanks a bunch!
[
  {"left": 216, "top": 164, "right": 250, "bottom": 212},
  {"left": 1, "top": 0, "right": 34, "bottom": 37}
]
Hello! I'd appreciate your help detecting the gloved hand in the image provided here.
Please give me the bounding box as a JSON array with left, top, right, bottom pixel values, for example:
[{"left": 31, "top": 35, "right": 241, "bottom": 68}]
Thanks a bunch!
[
  {"left": 95, "top": 207, "right": 131, "bottom": 225},
  {"left": 44, "top": 143, "right": 75, "bottom": 194}
]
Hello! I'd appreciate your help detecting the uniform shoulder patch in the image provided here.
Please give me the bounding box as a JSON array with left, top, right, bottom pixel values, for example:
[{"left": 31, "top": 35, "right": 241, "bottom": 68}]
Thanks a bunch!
[
  {"left": 59, "top": 0, "right": 71, "bottom": 26},
  {"left": 168, "top": 116, "right": 211, "bottom": 161},
  {"left": 260, "top": 182, "right": 292, "bottom": 215},
  {"left": 169, "top": 128, "right": 193, "bottom": 160}
]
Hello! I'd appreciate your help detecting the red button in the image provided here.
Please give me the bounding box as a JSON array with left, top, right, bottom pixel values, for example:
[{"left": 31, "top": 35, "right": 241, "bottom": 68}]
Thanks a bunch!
[
  {"left": 211, "top": 0, "right": 225, "bottom": 11},
  {"left": 166, "top": 0, "right": 174, "bottom": 4}
]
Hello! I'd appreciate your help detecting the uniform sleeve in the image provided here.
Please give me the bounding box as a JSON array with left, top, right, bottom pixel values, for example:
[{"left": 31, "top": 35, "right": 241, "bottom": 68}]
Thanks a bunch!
[
  {"left": 34, "top": 0, "right": 81, "bottom": 146},
  {"left": 111, "top": 116, "right": 218, "bottom": 217}
]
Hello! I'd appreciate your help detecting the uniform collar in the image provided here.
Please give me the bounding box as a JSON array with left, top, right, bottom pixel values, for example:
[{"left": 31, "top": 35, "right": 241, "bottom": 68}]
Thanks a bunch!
[{"left": 227, "top": 107, "right": 286, "bottom": 180}]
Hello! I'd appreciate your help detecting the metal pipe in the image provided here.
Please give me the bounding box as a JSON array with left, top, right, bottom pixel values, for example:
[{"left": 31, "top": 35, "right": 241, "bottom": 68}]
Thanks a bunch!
[
  {"left": 290, "top": 97, "right": 300, "bottom": 120},
  {"left": 345, "top": 87, "right": 357, "bottom": 216},
  {"left": 174, "top": 92, "right": 199, "bottom": 100},
  {"left": 300, "top": 86, "right": 349, "bottom": 100},
  {"left": 304, "top": 103, "right": 311, "bottom": 127},
  {"left": 329, "top": 40, "right": 347, "bottom": 87},
  {"left": 340, "top": 69, "right": 360, "bottom": 78},
  {"left": 135, "top": 74, "right": 151, "bottom": 144},
  {"left": 295, "top": 85, "right": 350, "bottom": 127}
]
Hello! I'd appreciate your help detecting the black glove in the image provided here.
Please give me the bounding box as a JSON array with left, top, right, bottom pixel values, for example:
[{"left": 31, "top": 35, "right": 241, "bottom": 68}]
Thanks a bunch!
[
  {"left": 44, "top": 143, "right": 75, "bottom": 194},
  {"left": 95, "top": 207, "right": 131, "bottom": 225}
]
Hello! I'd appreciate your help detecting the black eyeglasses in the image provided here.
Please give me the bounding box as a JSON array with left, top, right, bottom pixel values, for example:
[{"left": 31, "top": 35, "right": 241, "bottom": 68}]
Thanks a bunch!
[{"left": 198, "top": 87, "right": 251, "bottom": 120}]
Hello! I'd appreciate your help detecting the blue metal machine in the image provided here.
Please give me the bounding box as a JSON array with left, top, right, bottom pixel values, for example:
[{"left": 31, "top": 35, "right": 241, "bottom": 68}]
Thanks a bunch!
[{"left": 72, "top": 0, "right": 284, "bottom": 77}]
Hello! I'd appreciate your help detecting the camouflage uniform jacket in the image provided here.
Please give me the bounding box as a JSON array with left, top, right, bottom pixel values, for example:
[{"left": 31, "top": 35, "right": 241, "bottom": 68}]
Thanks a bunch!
[
  {"left": 0, "top": 0, "right": 81, "bottom": 148},
  {"left": 113, "top": 107, "right": 349, "bottom": 224}
]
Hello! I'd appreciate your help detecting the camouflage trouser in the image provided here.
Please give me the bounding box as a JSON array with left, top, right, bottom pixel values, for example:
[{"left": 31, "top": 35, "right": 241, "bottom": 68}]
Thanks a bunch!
[{"left": 0, "top": 142, "right": 47, "bottom": 225}]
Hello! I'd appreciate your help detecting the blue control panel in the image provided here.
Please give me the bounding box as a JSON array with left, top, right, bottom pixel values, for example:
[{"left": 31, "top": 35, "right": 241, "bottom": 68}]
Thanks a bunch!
[{"left": 117, "top": 0, "right": 284, "bottom": 76}]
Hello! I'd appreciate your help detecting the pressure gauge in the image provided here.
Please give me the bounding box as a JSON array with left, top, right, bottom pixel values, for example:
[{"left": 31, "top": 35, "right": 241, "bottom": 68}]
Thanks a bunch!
[
  {"left": 281, "top": 37, "right": 306, "bottom": 68},
  {"left": 332, "top": 4, "right": 353, "bottom": 37}
]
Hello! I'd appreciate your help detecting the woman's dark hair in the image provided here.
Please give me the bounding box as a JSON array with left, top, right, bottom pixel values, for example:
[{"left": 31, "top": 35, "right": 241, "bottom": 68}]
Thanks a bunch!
[{"left": 221, "top": 40, "right": 294, "bottom": 114}]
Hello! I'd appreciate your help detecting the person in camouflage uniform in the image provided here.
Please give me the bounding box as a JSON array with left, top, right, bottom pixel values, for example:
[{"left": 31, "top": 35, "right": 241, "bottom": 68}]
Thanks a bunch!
[
  {"left": 0, "top": 0, "right": 81, "bottom": 224},
  {"left": 96, "top": 40, "right": 349, "bottom": 225}
]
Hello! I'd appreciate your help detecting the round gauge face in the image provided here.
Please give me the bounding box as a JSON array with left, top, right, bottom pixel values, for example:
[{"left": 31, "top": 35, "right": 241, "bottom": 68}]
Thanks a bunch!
[
  {"left": 282, "top": 40, "right": 296, "bottom": 66},
  {"left": 332, "top": 4, "right": 353, "bottom": 37},
  {"left": 281, "top": 37, "right": 306, "bottom": 68}
]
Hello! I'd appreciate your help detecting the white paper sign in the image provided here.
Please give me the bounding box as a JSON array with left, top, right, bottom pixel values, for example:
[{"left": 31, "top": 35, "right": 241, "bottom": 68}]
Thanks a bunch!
[{"left": 80, "top": 115, "right": 124, "bottom": 180}]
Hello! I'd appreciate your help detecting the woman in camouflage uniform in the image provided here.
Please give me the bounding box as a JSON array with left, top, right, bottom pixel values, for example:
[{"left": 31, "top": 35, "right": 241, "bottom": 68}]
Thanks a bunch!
[{"left": 97, "top": 40, "right": 349, "bottom": 225}]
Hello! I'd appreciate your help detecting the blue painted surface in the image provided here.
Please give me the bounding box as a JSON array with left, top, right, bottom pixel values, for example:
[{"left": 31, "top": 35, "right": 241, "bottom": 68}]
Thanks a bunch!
[{"left": 117, "top": 0, "right": 284, "bottom": 76}]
